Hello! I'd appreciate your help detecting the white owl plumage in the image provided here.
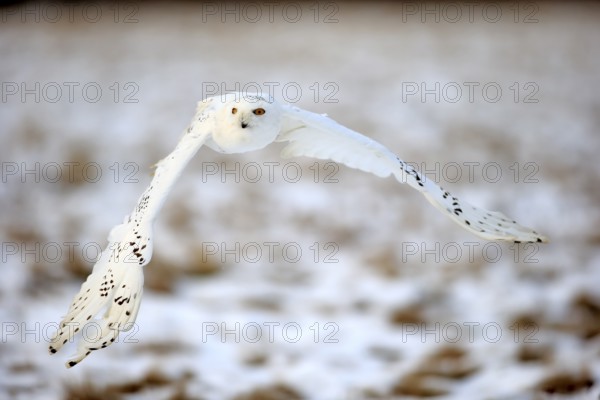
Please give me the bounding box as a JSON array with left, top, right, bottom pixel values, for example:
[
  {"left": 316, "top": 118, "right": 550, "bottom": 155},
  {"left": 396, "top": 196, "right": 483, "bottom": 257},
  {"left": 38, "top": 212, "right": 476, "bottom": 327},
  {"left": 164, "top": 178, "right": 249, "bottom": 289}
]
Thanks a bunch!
[{"left": 50, "top": 92, "right": 547, "bottom": 367}]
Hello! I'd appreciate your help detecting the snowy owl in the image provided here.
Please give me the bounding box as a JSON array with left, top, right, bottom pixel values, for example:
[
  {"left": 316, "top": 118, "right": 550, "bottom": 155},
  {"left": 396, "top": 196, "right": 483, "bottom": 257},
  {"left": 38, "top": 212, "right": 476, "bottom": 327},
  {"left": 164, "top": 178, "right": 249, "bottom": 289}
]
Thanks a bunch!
[{"left": 50, "top": 92, "right": 547, "bottom": 367}]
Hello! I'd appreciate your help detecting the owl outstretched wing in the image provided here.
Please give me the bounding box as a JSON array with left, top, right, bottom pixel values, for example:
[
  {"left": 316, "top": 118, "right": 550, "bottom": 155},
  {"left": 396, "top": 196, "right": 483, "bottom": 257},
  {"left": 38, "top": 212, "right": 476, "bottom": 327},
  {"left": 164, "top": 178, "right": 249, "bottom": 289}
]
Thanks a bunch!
[
  {"left": 49, "top": 98, "right": 217, "bottom": 367},
  {"left": 276, "top": 104, "right": 548, "bottom": 243}
]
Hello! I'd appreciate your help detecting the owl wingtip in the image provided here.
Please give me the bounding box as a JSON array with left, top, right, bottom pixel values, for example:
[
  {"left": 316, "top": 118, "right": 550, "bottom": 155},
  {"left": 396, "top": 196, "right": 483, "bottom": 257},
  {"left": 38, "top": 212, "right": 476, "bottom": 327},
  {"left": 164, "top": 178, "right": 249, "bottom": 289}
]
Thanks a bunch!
[{"left": 536, "top": 235, "right": 549, "bottom": 244}]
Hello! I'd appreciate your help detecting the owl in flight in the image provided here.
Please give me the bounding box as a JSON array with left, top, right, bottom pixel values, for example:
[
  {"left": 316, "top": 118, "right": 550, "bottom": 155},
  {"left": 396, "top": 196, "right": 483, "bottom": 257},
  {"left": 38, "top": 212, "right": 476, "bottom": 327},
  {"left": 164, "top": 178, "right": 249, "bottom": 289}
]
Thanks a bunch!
[{"left": 50, "top": 93, "right": 547, "bottom": 367}]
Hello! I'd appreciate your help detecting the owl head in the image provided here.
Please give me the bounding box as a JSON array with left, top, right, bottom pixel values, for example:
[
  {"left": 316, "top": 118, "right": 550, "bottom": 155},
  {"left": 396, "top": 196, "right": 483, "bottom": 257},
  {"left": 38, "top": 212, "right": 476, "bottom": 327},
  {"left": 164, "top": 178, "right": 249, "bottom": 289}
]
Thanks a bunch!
[{"left": 210, "top": 93, "right": 282, "bottom": 154}]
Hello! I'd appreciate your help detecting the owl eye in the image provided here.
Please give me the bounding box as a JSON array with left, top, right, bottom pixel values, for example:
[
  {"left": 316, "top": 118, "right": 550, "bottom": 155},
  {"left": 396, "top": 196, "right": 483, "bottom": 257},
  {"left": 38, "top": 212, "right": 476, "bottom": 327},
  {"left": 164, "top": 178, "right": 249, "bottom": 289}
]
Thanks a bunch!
[
  {"left": 231, "top": 108, "right": 238, "bottom": 114},
  {"left": 252, "top": 108, "right": 266, "bottom": 116}
]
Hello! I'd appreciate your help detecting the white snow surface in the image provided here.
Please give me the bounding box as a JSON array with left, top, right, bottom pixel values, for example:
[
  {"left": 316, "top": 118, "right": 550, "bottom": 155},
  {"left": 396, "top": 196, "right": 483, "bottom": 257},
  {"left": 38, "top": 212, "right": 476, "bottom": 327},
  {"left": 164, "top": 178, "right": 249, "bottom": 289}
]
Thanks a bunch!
[{"left": 1, "top": 2, "right": 599, "bottom": 399}]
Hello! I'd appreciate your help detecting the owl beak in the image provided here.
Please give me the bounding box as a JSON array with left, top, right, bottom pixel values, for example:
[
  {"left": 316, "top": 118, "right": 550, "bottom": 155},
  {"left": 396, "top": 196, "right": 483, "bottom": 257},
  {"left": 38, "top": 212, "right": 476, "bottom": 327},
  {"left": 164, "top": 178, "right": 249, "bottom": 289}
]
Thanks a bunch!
[{"left": 241, "top": 115, "right": 249, "bottom": 129}]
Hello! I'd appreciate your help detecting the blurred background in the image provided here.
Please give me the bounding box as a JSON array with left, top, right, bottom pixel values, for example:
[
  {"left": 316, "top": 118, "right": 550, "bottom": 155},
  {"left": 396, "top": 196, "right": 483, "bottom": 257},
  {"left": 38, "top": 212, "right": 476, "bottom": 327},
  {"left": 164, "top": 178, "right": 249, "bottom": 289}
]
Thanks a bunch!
[{"left": 1, "top": 1, "right": 599, "bottom": 399}]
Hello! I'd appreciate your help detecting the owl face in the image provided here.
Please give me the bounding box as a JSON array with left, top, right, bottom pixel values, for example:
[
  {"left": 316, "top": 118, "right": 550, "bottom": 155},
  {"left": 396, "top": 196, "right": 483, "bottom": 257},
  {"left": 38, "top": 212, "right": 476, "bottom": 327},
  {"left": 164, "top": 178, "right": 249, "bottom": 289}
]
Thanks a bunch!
[{"left": 211, "top": 94, "right": 282, "bottom": 153}]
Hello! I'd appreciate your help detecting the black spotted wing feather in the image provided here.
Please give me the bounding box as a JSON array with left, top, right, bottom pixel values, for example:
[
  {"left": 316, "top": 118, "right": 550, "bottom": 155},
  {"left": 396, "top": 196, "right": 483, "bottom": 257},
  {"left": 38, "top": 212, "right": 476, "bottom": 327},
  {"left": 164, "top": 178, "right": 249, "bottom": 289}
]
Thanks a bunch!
[
  {"left": 50, "top": 98, "right": 216, "bottom": 367},
  {"left": 277, "top": 104, "right": 548, "bottom": 243}
]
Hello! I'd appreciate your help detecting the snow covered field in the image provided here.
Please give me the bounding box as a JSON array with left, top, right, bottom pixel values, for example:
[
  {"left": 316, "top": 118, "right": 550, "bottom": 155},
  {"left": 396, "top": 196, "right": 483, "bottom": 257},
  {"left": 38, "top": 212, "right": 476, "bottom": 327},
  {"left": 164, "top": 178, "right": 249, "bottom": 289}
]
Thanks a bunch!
[{"left": 1, "top": 1, "right": 599, "bottom": 399}]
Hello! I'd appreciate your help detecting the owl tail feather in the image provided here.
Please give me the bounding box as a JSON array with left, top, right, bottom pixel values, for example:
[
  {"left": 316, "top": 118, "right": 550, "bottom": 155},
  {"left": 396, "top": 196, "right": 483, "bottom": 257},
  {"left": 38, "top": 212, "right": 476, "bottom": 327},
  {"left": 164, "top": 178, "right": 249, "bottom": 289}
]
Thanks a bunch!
[{"left": 49, "top": 247, "right": 144, "bottom": 368}]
